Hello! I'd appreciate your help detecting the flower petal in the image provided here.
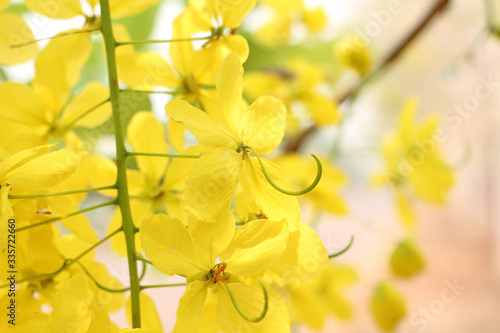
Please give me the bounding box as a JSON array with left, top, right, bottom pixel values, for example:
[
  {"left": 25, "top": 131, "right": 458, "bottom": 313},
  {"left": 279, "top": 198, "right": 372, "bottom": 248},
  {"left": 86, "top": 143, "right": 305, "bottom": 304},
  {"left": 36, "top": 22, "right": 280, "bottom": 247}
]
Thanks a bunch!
[
  {"left": 243, "top": 157, "right": 300, "bottom": 229},
  {"left": 127, "top": 112, "right": 168, "bottom": 186},
  {"left": 48, "top": 273, "right": 93, "bottom": 333},
  {"left": 60, "top": 82, "right": 111, "bottom": 129},
  {"left": 220, "top": 219, "right": 288, "bottom": 276},
  {"left": 217, "top": 282, "right": 289, "bottom": 332},
  {"left": 141, "top": 214, "right": 205, "bottom": 277},
  {"left": 244, "top": 96, "right": 286, "bottom": 154},
  {"left": 0, "top": 13, "right": 38, "bottom": 66},
  {"left": 166, "top": 98, "right": 238, "bottom": 149},
  {"left": 188, "top": 212, "right": 235, "bottom": 268},
  {"left": 173, "top": 280, "right": 209, "bottom": 333},
  {"left": 271, "top": 222, "right": 327, "bottom": 283},
  {"left": 109, "top": 0, "right": 160, "bottom": 19},
  {"left": 126, "top": 293, "right": 162, "bottom": 333},
  {"left": 182, "top": 149, "right": 242, "bottom": 222},
  {"left": 25, "top": 0, "right": 83, "bottom": 19}
]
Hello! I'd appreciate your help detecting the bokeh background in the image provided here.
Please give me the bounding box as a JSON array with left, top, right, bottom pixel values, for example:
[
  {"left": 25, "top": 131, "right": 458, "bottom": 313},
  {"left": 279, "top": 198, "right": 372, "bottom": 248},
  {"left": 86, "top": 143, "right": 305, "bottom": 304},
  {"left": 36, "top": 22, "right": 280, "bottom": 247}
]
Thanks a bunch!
[{"left": 4, "top": 0, "right": 500, "bottom": 332}]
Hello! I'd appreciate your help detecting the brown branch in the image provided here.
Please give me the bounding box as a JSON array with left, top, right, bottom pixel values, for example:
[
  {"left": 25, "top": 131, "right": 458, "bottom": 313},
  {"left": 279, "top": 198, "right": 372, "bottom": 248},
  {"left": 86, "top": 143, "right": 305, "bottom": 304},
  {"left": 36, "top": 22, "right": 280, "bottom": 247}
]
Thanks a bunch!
[{"left": 285, "top": 0, "right": 450, "bottom": 153}]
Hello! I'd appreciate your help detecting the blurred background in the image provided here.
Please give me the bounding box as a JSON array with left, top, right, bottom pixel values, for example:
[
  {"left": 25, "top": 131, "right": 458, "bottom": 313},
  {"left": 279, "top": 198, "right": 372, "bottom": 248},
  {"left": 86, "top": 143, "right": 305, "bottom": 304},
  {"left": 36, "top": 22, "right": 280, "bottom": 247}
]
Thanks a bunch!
[{"left": 3, "top": 0, "right": 500, "bottom": 332}]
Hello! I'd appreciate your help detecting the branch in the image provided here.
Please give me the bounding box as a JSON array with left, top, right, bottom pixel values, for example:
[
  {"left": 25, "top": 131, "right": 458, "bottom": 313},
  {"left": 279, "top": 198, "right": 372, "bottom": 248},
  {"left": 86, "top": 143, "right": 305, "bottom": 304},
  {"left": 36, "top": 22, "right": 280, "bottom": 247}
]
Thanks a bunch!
[{"left": 285, "top": 0, "right": 450, "bottom": 153}]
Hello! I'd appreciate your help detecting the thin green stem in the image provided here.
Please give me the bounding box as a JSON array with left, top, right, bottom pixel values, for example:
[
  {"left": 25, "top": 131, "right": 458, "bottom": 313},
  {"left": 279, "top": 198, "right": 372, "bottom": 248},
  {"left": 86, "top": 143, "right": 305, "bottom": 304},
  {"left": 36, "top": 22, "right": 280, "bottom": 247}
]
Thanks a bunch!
[
  {"left": 71, "top": 227, "right": 123, "bottom": 263},
  {"left": 100, "top": 0, "right": 142, "bottom": 327},
  {"left": 120, "top": 88, "right": 183, "bottom": 95},
  {"left": 115, "top": 35, "right": 211, "bottom": 46},
  {"left": 62, "top": 98, "right": 110, "bottom": 130},
  {"left": 328, "top": 236, "right": 354, "bottom": 259},
  {"left": 0, "top": 228, "right": 121, "bottom": 288},
  {"left": 17, "top": 200, "right": 116, "bottom": 232},
  {"left": 248, "top": 147, "right": 322, "bottom": 196},
  {"left": 11, "top": 27, "right": 101, "bottom": 48},
  {"left": 76, "top": 261, "right": 131, "bottom": 293},
  {"left": 8, "top": 185, "right": 116, "bottom": 199},
  {"left": 127, "top": 152, "right": 200, "bottom": 159},
  {"left": 223, "top": 279, "right": 268, "bottom": 323},
  {"left": 140, "top": 283, "right": 187, "bottom": 290}
]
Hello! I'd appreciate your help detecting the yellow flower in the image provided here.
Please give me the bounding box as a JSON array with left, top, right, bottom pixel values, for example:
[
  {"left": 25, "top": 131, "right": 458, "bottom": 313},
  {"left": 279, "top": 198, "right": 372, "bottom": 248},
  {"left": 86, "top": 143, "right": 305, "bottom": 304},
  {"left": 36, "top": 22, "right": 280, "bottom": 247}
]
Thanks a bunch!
[
  {"left": 172, "top": 0, "right": 256, "bottom": 76},
  {"left": 141, "top": 213, "right": 290, "bottom": 332},
  {"left": 274, "top": 153, "right": 348, "bottom": 215},
  {"left": 334, "top": 34, "right": 373, "bottom": 76},
  {"left": 372, "top": 99, "right": 454, "bottom": 226},
  {"left": 166, "top": 53, "right": 300, "bottom": 226},
  {"left": 256, "top": 0, "right": 327, "bottom": 45},
  {"left": 13, "top": 273, "right": 118, "bottom": 333},
  {"left": 0, "top": 34, "right": 111, "bottom": 154},
  {"left": 244, "top": 59, "right": 340, "bottom": 131},
  {"left": 389, "top": 238, "right": 425, "bottom": 278},
  {"left": 370, "top": 281, "right": 406, "bottom": 332}
]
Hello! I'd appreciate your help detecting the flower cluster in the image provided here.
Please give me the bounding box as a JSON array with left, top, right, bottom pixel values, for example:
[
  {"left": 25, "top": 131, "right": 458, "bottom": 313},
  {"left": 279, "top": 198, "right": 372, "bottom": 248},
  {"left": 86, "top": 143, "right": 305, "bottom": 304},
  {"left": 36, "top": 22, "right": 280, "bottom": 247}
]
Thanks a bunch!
[{"left": 0, "top": 0, "right": 455, "bottom": 332}]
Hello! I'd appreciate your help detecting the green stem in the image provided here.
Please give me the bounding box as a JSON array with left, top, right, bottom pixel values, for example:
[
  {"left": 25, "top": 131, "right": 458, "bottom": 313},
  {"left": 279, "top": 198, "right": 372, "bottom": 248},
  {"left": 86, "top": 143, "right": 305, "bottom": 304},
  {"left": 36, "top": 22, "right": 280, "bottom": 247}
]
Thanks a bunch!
[
  {"left": 100, "top": 0, "right": 142, "bottom": 327},
  {"left": 127, "top": 152, "right": 200, "bottom": 159},
  {"left": 76, "top": 261, "right": 131, "bottom": 293},
  {"left": 0, "top": 228, "right": 121, "bottom": 288},
  {"left": 248, "top": 147, "right": 322, "bottom": 196},
  {"left": 71, "top": 227, "right": 122, "bottom": 263},
  {"left": 223, "top": 279, "right": 268, "bottom": 323},
  {"left": 62, "top": 98, "right": 110, "bottom": 130},
  {"left": 10, "top": 27, "right": 101, "bottom": 48},
  {"left": 140, "top": 283, "right": 187, "bottom": 290},
  {"left": 115, "top": 35, "right": 211, "bottom": 46},
  {"left": 120, "top": 88, "right": 183, "bottom": 95},
  {"left": 328, "top": 236, "right": 354, "bottom": 259},
  {"left": 8, "top": 185, "right": 116, "bottom": 199},
  {"left": 17, "top": 200, "right": 116, "bottom": 232}
]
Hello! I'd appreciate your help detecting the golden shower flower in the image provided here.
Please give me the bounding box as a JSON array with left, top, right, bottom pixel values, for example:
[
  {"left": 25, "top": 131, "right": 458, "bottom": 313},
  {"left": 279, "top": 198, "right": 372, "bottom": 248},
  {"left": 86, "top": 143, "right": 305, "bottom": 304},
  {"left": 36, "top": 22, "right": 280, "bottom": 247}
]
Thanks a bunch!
[
  {"left": 141, "top": 213, "right": 290, "bottom": 332},
  {"left": 166, "top": 52, "right": 301, "bottom": 226}
]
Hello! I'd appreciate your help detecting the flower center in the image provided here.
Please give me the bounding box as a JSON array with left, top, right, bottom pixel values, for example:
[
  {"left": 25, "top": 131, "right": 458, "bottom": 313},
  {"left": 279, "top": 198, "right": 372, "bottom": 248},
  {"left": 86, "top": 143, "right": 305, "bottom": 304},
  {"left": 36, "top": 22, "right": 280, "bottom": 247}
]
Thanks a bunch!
[{"left": 210, "top": 262, "right": 230, "bottom": 284}]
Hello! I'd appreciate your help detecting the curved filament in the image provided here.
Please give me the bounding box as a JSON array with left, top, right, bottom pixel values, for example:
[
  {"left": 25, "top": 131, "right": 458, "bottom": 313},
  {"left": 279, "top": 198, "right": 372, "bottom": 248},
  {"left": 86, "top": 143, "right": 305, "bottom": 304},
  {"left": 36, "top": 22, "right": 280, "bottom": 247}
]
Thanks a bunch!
[{"left": 223, "top": 278, "right": 269, "bottom": 323}]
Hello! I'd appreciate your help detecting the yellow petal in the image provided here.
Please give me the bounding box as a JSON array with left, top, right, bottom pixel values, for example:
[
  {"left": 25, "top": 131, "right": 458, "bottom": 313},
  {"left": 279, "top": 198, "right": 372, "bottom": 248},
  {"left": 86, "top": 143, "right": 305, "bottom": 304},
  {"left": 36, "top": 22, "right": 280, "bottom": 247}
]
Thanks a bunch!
[
  {"left": 395, "top": 188, "right": 415, "bottom": 227},
  {"left": 0, "top": 82, "right": 50, "bottom": 153},
  {"left": 24, "top": 221, "right": 64, "bottom": 273},
  {"left": 60, "top": 82, "right": 111, "bottom": 128},
  {"left": 244, "top": 157, "right": 300, "bottom": 229},
  {"left": 126, "top": 293, "right": 163, "bottom": 333},
  {"left": 127, "top": 112, "right": 168, "bottom": 186},
  {"left": 216, "top": 52, "right": 245, "bottom": 136},
  {"left": 167, "top": 120, "right": 187, "bottom": 153},
  {"left": 290, "top": 284, "right": 327, "bottom": 329},
  {"left": 0, "top": 0, "right": 8, "bottom": 11},
  {"left": 302, "top": 93, "right": 340, "bottom": 126},
  {"left": 271, "top": 222, "right": 327, "bottom": 283},
  {"left": 173, "top": 280, "right": 208, "bottom": 333},
  {"left": 0, "top": 186, "right": 13, "bottom": 252},
  {"left": 220, "top": 219, "right": 288, "bottom": 276},
  {"left": 218, "top": 282, "right": 290, "bottom": 332},
  {"left": 135, "top": 52, "right": 180, "bottom": 88},
  {"left": 182, "top": 149, "right": 242, "bottom": 222},
  {"left": 166, "top": 98, "right": 238, "bottom": 149},
  {"left": 33, "top": 31, "right": 92, "bottom": 113},
  {"left": 109, "top": 0, "right": 160, "bottom": 19},
  {"left": 370, "top": 282, "right": 406, "bottom": 332},
  {"left": 302, "top": 7, "right": 327, "bottom": 32},
  {"left": 0, "top": 13, "right": 38, "bottom": 66},
  {"left": 48, "top": 273, "right": 93, "bottom": 333},
  {"left": 2, "top": 147, "right": 85, "bottom": 191},
  {"left": 244, "top": 96, "right": 286, "bottom": 154},
  {"left": 79, "top": 258, "right": 125, "bottom": 313},
  {"left": 188, "top": 212, "right": 235, "bottom": 268},
  {"left": 410, "top": 158, "right": 453, "bottom": 203},
  {"left": 390, "top": 239, "right": 425, "bottom": 278},
  {"left": 86, "top": 155, "right": 119, "bottom": 198},
  {"left": 25, "top": 0, "right": 83, "bottom": 18},
  {"left": 141, "top": 214, "right": 205, "bottom": 277},
  {"left": 218, "top": 0, "right": 256, "bottom": 28}
]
